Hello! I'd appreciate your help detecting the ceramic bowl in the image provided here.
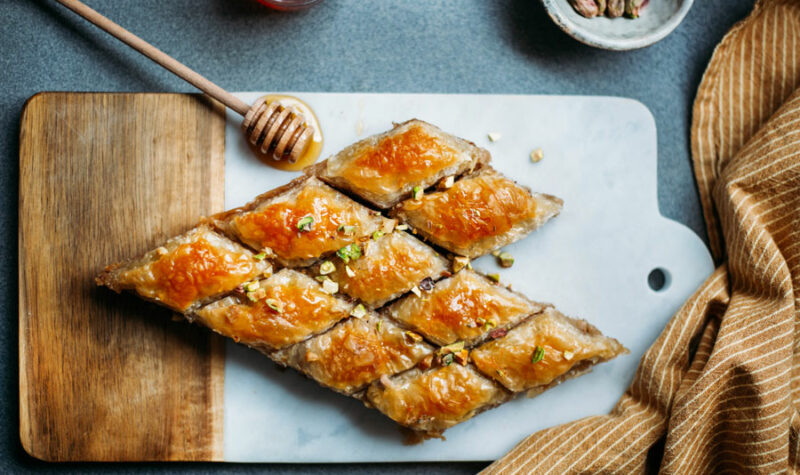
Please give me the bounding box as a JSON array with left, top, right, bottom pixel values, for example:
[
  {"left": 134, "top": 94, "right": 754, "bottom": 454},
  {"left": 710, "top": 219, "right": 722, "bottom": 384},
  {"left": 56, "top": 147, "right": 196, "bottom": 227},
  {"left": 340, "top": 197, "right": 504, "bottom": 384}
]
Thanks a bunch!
[{"left": 540, "top": 0, "right": 693, "bottom": 51}]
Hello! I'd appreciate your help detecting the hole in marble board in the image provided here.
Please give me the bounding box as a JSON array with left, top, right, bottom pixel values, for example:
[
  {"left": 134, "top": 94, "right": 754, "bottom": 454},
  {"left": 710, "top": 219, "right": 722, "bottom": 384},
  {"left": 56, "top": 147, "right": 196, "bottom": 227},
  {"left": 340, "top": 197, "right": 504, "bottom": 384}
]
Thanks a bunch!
[{"left": 648, "top": 268, "right": 671, "bottom": 292}]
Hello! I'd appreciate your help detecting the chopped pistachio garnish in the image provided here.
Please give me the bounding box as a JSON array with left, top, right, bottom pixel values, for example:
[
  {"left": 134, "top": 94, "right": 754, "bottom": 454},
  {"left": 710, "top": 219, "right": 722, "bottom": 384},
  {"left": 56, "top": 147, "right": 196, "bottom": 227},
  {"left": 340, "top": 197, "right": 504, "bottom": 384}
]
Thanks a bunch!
[
  {"left": 350, "top": 303, "right": 367, "bottom": 319},
  {"left": 454, "top": 349, "right": 469, "bottom": 366},
  {"left": 487, "top": 273, "right": 500, "bottom": 283},
  {"left": 483, "top": 319, "right": 497, "bottom": 331},
  {"left": 439, "top": 341, "right": 465, "bottom": 355},
  {"left": 319, "top": 260, "right": 336, "bottom": 275},
  {"left": 419, "top": 277, "right": 434, "bottom": 291},
  {"left": 297, "top": 215, "right": 314, "bottom": 232},
  {"left": 315, "top": 275, "right": 328, "bottom": 283},
  {"left": 531, "top": 346, "right": 545, "bottom": 364},
  {"left": 453, "top": 256, "right": 470, "bottom": 273},
  {"left": 491, "top": 250, "right": 501, "bottom": 257},
  {"left": 395, "top": 224, "right": 409, "bottom": 231},
  {"left": 247, "top": 287, "right": 266, "bottom": 302},
  {"left": 244, "top": 281, "right": 260, "bottom": 292},
  {"left": 442, "top": 353, "right": 455, "bottom": 366},
  {"left": 321, "top": 279, "right": 339, "bottom": 295},
  {"left": 498, "top": 252, "right": 514, "bottom": 268},
  {"left": 265, "top": 298, "right": 283, "bottom": 313},
  {"left": 466, "top": 260, "right": 473, "bottom": 270},
  {"left": 336, "top": 243, "right": 362, "bottom": 263},
  {"left": 563, "top": 350, "right": 574, "bottom": 361},
  {"left": 345, "top": 265, "right": 356, "bottom": 278},
  {"left": 338, "top": 224, "right": 357, "bottom": 235},
  {"left": 376, "top": 320, "right": 383, "bottom": 333},
  {"left": 350, "top": 244, "right": 361, "bottom": 259},
  {"left": 476, "top": 317, "right": 486, "bottom": 326},
  {"left": 253, "top": 251, "right": 267, "bottom": 261},
  {"left": 371, "top": 230, "right": 385, "bottom": 240},
  {"left": 404, "top": 331, "right": 423, "bottom": 343},
  {"left": 488, "top": 132, "right": 502, "bottom": 142},
  {"left": 410, "top": 286, "right": 422, "bottom": 297},
  {"left": 530, "top": 148, "right": 544, "bottom": 163},
  {"left": 412, "top": 186, "right": 423, "bottom": 200},
  {"left": 496, "top": 369, "right": 508, "bottom": 379}
]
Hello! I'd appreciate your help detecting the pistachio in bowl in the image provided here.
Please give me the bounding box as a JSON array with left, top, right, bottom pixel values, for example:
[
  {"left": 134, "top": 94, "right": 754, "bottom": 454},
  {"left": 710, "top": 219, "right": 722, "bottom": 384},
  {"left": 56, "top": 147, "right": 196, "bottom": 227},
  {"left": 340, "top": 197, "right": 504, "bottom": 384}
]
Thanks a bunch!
[{"left": 542, "top": 0, "right": 693, "bottom": 50}]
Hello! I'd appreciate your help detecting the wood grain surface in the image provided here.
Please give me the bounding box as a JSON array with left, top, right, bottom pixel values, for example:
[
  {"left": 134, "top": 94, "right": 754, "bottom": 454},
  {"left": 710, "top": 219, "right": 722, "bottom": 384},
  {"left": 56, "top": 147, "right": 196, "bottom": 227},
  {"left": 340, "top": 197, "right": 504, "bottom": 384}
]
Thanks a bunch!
[{"left": 19, "top": 93, "right": 226, "bottom": 461}]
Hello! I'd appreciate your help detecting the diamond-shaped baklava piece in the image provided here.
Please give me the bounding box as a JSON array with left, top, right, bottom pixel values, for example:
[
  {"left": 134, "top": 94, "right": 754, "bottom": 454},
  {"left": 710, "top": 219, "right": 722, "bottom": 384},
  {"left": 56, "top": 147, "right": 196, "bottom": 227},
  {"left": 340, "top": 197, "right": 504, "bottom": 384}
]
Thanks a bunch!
[
  {"left": 471, "top": 307, "right": 628, "bottom": 394},
  {"left": 96, "top": 225, "right": 271, "bottom": 313},
  {"left": 213, "top": 176, "right": 393, "bottom": 267},
  {"left": 365, "top": 363, "right": 510, "bottom": 436},
  {"left": 310, "top": 119, "right": 490, "bottom": 209},
  {"left": 385, "top": 269, "right": 544, "bottom": 347},
  {"left": 392, "top": 167, "right": 563, "bottom": 258},
  {"left": 192, "top": 269, "right": 352, "bottom": 353},
  {"left": 273, "top": 312, "right": 433, "bottom": 396},
  {"left": 308, "top": 231, "right": 450, "bottom": 308}
]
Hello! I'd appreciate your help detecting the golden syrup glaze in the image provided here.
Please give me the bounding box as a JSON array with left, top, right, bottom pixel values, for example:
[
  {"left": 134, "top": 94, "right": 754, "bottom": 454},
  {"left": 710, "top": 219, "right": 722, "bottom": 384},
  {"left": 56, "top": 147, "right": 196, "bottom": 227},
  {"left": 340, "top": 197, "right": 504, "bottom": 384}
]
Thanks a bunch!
[
  {"left": 327, "top": 232, "right": 448, "bottom": 307},
  {"left": 398, "top": 171, "right": 538, "bottom": 251},
  {"left": 194, "top": 270, "right": 351, "bottom": 349},
  {"left": 470, "top": 309, "right": 627, "bottom": 393},
  {"left": 387, "top": 270, "right": 538, "bottom": 346},
  {"left": 232, "top": 179, "right": 382, "bottom": 262},
  {"left": 292, "top": 314, "right": 431, "bottom": 393},
  {"left": 247, "top": 95, "right": 324, "bottom": 172},
  {"left": 367, "top": 364, "right": 504, "bottom": 431},
  {"left": 120, "top": 236, "right": 264, "bottom": 311},
  {"left": 340, "top": 123, "right": 463, "bottom": 195}
]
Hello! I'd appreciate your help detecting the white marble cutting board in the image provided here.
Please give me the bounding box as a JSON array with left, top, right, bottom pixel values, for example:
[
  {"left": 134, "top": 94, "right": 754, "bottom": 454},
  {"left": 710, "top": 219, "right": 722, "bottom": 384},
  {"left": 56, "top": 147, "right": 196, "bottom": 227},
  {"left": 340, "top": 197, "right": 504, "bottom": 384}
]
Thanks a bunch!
[{"left": 221, "top": 93, "right": 714, "bottom": 462}]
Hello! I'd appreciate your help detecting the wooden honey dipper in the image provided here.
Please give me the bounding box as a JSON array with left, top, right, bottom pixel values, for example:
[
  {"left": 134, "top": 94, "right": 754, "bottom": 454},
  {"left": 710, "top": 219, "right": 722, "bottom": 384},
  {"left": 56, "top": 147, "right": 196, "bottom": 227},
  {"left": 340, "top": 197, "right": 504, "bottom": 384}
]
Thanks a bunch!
[{"left": 55, "top": 0, "right": 315, "bottom": 163}]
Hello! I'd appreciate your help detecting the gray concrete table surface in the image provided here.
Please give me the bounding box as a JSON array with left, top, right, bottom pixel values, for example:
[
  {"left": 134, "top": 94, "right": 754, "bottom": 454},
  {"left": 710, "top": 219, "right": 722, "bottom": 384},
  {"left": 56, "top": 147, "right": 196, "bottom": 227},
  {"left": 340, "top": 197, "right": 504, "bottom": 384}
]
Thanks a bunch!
[{"left": 1, "top": 0, "right": 754, "bottom": 473}]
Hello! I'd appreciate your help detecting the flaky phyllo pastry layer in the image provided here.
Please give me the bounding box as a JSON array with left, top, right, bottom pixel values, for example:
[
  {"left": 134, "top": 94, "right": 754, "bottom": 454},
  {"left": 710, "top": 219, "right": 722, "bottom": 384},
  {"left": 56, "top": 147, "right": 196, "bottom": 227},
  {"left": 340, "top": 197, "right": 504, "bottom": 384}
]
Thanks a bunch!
[{"left": 97, "top": 119, "right": 626, "bottom": 439}]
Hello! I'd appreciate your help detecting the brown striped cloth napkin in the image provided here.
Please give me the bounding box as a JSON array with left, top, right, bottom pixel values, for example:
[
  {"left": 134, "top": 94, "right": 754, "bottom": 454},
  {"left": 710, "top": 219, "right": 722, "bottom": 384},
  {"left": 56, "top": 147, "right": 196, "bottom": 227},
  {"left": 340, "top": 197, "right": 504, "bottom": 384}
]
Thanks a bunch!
[{"left": 482, "top": 1, "right": 800, "bottom": 473}]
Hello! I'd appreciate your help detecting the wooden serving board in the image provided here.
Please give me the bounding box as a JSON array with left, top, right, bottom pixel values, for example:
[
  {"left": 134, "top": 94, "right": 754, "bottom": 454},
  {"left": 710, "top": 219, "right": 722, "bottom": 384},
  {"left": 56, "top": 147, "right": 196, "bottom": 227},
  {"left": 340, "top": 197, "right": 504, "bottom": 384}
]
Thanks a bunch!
[{"left": 19, "top": 92, "right": 226, "bottom": 461}]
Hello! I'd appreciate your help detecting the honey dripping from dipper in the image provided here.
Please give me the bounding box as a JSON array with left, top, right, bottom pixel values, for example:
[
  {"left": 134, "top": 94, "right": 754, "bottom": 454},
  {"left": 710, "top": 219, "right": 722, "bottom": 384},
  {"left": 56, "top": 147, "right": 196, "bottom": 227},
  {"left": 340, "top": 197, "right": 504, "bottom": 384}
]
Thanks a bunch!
[{"left": 242, "top": 95, "right": 324, "bottom": 171}]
